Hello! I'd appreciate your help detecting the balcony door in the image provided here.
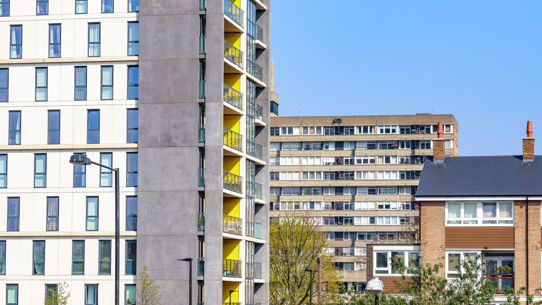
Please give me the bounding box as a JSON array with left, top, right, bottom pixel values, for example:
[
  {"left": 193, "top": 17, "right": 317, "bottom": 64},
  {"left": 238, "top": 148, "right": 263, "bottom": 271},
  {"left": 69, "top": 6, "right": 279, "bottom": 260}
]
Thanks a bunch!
[{"left": 483, "top": 256, "right": 513, "bottom": 293}]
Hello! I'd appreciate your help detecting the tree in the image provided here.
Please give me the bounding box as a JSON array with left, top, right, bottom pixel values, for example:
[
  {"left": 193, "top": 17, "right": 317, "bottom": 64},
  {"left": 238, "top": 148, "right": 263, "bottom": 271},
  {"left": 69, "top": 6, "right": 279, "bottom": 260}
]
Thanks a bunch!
[
  {"left": 45, "top": 282, "right": 70, "bottom": 305},
  {"left": 270, "top": 215, "right": 341, "bottom": 304},
  {"left": 137, "top": 266, "right": 162, "bottom": 305}
]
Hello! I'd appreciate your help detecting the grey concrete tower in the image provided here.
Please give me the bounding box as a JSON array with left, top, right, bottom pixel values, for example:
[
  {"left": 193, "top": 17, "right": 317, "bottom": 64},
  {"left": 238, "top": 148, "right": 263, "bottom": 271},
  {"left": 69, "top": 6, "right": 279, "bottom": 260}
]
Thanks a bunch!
[{"left": 138, "top": 0, "right": 271, "bottom": 304}]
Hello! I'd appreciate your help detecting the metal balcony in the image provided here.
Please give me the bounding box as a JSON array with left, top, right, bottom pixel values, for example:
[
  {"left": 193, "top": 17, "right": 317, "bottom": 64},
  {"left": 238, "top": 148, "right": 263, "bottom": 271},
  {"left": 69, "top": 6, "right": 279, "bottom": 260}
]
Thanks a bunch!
[
  {"left": 197, "top": 257, "right": 204, "bottom": 276},
  {"left": 223, "top": 171, "right": 242, "bottom": 193},
  {"left": 224, "top": 40, "right": 243, "bottom": 68},
  {"left": 246, "top": 221, "right": 263, "bottom": 239},
  {"left": 223, "top": 215, "right": 242, "bottom": 235},
  {"left": 247, "top": 101, "right": 263, "bottom": 120},
  {"left": 198, "top": 213, "right": 205, "bottom": 231},
  {"left": 199, "top": 35, "right": 206, "bottom": 54},
  {"left": 223, "top": 127, "right": 243, "bottom": 152},
  {"left": 246, "top": 181, "right": 262, "bottom": 200},
  {"left": 223, "top": 258, "right": 242, "bottom": 277},
  {"left": 199, "top": 0, "right": 205, "bottom": 10},
  {"left": 224, "top": 83, "right": 243, "bottom": 110},
  {"left": 198, "top": 168, "right": 205, "bottom": 187},
  {"left": 246, "top": 140, "right": 262, "bottom": 160},
  {"left": 199, "top": 80, "right": 205, "bottom": 99},
  {"left": 224, "top": 0, "right": 244, "bottom": 26},
  {"left": 246, "top": 262, "right": 262, "bottom": 279},
  {"left": 247, "top": 58, "right": 263, "bottom": 81}
]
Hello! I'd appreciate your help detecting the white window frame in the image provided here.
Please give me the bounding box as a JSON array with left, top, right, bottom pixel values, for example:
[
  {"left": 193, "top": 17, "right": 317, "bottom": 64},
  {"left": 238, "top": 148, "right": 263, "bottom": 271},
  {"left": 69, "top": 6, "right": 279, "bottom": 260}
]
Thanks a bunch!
[
  {"left": 445, "top": 251, "right": 480, "bottom": 279},
  {"left": 445, "top": 202, "right": 514, "bottom": 226},
  {"left": 374, "top": 250, "right": 420, "bottom": 276}
]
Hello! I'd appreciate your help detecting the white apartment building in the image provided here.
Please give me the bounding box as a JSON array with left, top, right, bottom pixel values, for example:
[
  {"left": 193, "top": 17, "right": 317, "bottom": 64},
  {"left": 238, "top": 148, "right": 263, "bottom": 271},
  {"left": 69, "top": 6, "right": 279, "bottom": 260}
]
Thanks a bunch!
[{"left": 0, "top": 0, "right": 139, "bottom": 304}]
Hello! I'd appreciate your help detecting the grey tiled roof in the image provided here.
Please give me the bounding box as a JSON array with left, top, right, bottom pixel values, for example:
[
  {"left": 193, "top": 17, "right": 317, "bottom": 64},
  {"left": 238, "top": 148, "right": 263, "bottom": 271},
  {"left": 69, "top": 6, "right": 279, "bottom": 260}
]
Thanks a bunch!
[{"left": 416, "top": 156, "right": 542, "bottom": 197}]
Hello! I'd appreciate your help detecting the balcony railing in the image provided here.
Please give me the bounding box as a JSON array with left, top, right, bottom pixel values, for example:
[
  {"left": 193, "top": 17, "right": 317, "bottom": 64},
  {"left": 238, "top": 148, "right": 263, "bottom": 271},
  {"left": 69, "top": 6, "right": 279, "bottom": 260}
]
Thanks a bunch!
[
  {"left": 224, "top": 171, "right": 242, "bottom": 193},
  {"left": 483, "top": 273, "right": 514, "bottom": 294},
  {"left": 198, "top": 168, "right": 205, "bottom": 187},
  {"left": 224, "top": 303, "right": 241, "bottom": 305},
  {"left": 199, "top": 80, "right": 205, "bottom": 99},
  {"left": 224, "top": 215, "right": 243, "bottom": 235},
  {"left": 223, "top": 127, "right": 243, "bottom": 152},
  {"left": 199, "top": 0, "right": 205, "bottom": 10},
  {"left": 224, "top": 40, "right": 243, "bottom": 68},
  {"left": 198, "top": 124, "right": 205, "bottom": 143},
  {"left": 246, "top": 181, "right": 262, "bottom": 200},
  {"left": 223, "top": 258, "right": 242, "bottom": 277},
  {"left": 197, "top": 257, "right": 204, "bottom": 276},
  {"left": 247, "top": 102, "right": 263, "bottom": 120},
  {"left": 246, "top": 221, "right": 263, "bottom": 239},
  {"left": 199, "top": 35, "right": 205, "bottom": 54},
  {"left": 247, "top": 58, "right": 263, "bottom": 81},
  {"left": 224, "top": 83, "right": 243, "bottom": 110},
  {"left": 246, "top": 262, "right": 262, "bottom": 279},
  {"left": 224, "top": 0, "right": 244, "bottom": 26},
  {"left": 198, "top": 213, "right": 205, "bottom": 231},
  {"left": 246, "top": 140, "right": 262, "bottom": 160}
]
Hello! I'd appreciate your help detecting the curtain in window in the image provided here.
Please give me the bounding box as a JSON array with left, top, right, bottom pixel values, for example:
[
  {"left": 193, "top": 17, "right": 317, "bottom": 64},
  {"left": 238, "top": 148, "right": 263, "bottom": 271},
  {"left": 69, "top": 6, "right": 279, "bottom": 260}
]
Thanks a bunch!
[
  {"left": 36, "top": 69, "right": 47, "bottom": 101},
  {"left": 87, "top": 198, "right": 98, "bottom": 230},
  {"left": 76, "top": 0, "right": 87, "bottom": 13},
  {"left": 101, "top": 67, "right": 112, "bottom": 99},
  {"left": 10, "top": 26, "right": 21, "bottom": 58},
  {"left": 47, "top": 198, "right": 58, "bottom": 231},
  {"left": 447, "top": 203, "right": 460, "bottom": 219},
  {"left": 499, "top": 203, "right": 513, "bottom": 218},
  {"left": 49, "top": 25, "right": 60, "bottom": 57},
  {"left": 7, "top": 285, "right": 17, "bottom": 304},
  {"left": 483, "top": 203, "right": 497, "bottom": 218},
  {"left": 463, "top": 202, "right": 477, "bottom": 218},
  {"left": 447, "top": 254, "right": 460, "bottom": 272},
  {"left": 86, "top": 285, "right": 96, "bottom": 304},
  {"left": 33, "top": 242, "right": 45, "bottom": 274},
  {"left": 88, "top": 24, "right": 100, "bottom": 57}
]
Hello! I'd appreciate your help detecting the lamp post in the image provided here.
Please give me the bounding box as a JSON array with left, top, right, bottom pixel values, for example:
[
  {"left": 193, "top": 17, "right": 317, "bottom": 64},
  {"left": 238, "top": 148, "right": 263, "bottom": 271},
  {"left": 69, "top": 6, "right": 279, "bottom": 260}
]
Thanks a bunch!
[
  {"left": 365, "top": 277, "right": 384, "bottom": 305},
  {"left": 305, "top": 268, "right": 314, "bottom": 304},
  {"left": 177, "top": 258, "right": 193, "bottom": 305},
  {"left": 69, "top": 154, "right": 120, "bottom": 305},
  {"left": 229, "top": 289, "right": 235, "bottom": 305}
]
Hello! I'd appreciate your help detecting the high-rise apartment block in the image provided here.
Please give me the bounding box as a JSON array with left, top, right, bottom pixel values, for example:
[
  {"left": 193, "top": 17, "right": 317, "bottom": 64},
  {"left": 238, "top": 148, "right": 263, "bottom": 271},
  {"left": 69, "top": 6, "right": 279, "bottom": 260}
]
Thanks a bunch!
[
  {"left": 269, "top": 114, "right": 458, "bottom": 291},
  {"left": 0, "top": 0, "right": 271, "bottom": 304}
]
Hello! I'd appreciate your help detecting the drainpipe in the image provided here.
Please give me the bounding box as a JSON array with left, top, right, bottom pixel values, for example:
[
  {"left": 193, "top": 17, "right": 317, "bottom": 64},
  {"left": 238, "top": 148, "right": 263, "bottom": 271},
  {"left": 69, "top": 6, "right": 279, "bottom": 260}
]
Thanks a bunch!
[{"left": 526, "top": 196, "right": 529, "bottom": 305}]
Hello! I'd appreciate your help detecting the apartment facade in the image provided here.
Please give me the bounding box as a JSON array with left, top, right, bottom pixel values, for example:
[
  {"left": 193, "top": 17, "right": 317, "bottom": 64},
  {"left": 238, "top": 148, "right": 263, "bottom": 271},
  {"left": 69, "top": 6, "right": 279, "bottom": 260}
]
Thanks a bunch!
[
  {"left": 0, "top": 0, "right": 270, "bottom": 305},
  {"left": 269, "top": 114, "right": 458, "bottom": 291}
]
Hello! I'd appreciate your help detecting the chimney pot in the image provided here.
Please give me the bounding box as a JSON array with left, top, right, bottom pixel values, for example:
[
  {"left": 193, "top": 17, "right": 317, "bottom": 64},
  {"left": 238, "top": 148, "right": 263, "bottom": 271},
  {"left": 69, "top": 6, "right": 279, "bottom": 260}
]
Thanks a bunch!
[
  {"left": 527, "top": 120, "right": 533, "bottom": 138},
  {"left": 437, "top": 122, "right": 443, "bottom": 139},
  {"left": 433, "top": 122, "right": 445, "bottom": 163}
]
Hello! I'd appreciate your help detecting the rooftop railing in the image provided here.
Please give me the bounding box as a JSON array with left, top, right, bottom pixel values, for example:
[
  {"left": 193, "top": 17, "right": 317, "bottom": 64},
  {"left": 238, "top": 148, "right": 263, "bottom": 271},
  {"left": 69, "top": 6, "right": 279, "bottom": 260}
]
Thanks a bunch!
[
  {"left": 223, "top": 127, "right": 243, "bottom": 152},
  {"left": 224, "top": 83, "right": 243, "bottom": 110},
  {"left": 224, "top": 215, "right": 243, "bottom": 235},
  {"left": 224, "top": 39, "right": 243, "bottom": 68},
  {"left": 223, "top": 170, "right": 242, "bottom": 193},
  {"left": 223, "top": 258, "right": 242, "bottom": 277},
  {"left": 224, "top": 0, "right": 244, "bottom": 26}
]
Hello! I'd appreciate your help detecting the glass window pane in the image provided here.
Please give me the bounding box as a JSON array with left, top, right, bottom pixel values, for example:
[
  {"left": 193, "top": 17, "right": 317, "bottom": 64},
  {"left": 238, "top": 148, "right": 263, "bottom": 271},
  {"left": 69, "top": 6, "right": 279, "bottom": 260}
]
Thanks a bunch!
[
  {"left": 391, "top": 251, "right": 404, "bottom": 273},
  {"left": 126, "top": 153, "right": 138, "bottom": 187},
  {"left": 76, "top": 0, "right": 88, "bottom": 13},
  {"left": 102, "top": 0, "right": 113, "bottom": 12},
  {"left": 376, "top": 252, "right": 388, "bottom": 268},
  {"left": 499, "top": 202, "right": 513, "bottom": 218},
  {"left": 101, "top": 66, "right": 113, "bottom": 99},
  {"left": 85, "top": 285, "right": 97, "bottom": 305},
  {"left": 128, "top": 0, "right": 139, "bottom": 12},
  {"left": 0, "top": 69, "right": 8, "bottom": 102},
  {"left": 48, "top": 110, "right": 60, "bottom": 144},
  {"left": 126, "top": 196, "right": 137, "bottom": 231},
  {"left": 33, "top": 240, "right": 45, "bottom": 275},
  {"left": 483, "top": 203, "right": 497, "bottom": 218},
  {"left": 88, "top": 23, "right": 100, "bottom": 57},
  {"left": 48, "top": 24, "right": 60, "bottom": 57},
  {"left": 127, "top": 109, "right": 138, "bottom": 143},
  {"left": 7, "top": 285, "right": 17, "bottom": 304},
  {"left": 448, "top": 254, "right": 460, "bottom": 272},
  {"left": 127, "top": 66, "right": 138, "bottom": 100},
  {"left": 125, "top": 285, "right": 136, "bottom": 305},
  {"left": 464, "top": 202, "right": 477, "bottom": 218},
  {"left": 447, "top": 203, "right": 460, "bottom": 219},
  {"left": 0, "top": 241, "right": 6, "bottom": 274},
  {"left": 100, "top": 153, "right": 112, "bottom": 187}
]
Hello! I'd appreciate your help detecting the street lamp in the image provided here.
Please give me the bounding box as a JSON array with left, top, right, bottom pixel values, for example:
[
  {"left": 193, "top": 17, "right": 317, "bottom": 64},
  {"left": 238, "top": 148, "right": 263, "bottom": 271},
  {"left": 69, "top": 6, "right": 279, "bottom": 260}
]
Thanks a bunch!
[
  {"left": 177, "top": 258, "right": 193, "bottom": 305},
  {"left": 69, "top": 154, "right": 120, "bottom": 305},
  {"left": 365, "top": 277, "right": 384, "bottom": 305},
  {"left": 305, "top": 268, "right": 314, "bottom": 304}
]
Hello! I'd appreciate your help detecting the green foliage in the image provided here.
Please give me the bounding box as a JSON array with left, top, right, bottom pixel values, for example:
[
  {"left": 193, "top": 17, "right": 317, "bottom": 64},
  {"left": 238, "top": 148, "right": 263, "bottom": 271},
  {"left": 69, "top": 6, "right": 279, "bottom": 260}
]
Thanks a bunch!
[
  {"left": 137, "top": 266, "right": 162, "bottom": 305},
  {"left": 45, "top": 282, "right": 70, "bottom": 305}
]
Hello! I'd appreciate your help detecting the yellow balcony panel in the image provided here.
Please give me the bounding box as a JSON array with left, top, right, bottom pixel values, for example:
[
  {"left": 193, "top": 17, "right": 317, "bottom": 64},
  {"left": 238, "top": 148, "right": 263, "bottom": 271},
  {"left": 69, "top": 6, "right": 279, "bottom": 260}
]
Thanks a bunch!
[{"left": 223, "top": 127, "right": 243, "bottom": 152}]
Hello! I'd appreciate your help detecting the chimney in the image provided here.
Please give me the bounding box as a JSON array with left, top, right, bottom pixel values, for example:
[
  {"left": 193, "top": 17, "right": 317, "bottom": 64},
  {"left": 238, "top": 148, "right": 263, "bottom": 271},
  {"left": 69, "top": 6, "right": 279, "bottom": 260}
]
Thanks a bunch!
[
  {"left": 523, "top": 121, "right": 535, "bottom": 162},
  {"left": 433, "top": 122, "right": 445, "bottom": 163}
]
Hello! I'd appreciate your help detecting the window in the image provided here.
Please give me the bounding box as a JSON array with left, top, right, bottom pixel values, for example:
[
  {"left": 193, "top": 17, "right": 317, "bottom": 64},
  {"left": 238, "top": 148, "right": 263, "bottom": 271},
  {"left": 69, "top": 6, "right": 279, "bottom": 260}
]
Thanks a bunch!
[
  {"left": 87, "top": 110, "right": 100, "bottom": 144},
  {"left": 0, "top": 154, "right": 6, "bottom": 188},
  {"left": 0, "top": 69, "right": 7, "bottom": 102},
  {"left": 128, "top": 0, "right": 139, "bottom": 12},
  {"left": 125, "top": 240, "right": 136, "bottom": 275},
  {"left": 48, "top": 24, "right": 60, "bottom": 57},
  {"left": 0, "top": 0, "right": 9, "bottom": 16},
  {"left": 128, "top": 22, "right": 139, "bottom": 56},
  {"left": 446, "top": 202, "right": 513, "bottom": 225},
  {"left": 374, "top": 250, "right": 420, "bottom": 275},
  {"left": 127, "top": 65, "right": 139, "bottom": 100},
  {"left": 0, "top": 240, "right": 5, "bottom": 274},
  {"left": 10, "top": 25, "right": 21, "bottom": 59},
  {"left": 6, "top": 285, "right": 17, "bottom": 305},
  {"left": 356, "top": 125, "right": 375, "bottom": 134},
  {"left": 99, "top": 240, "right": 111, "bottom": 274},
  {"left": 127, "top": 109, "right": 138, "bottom": 143},
  {"left": 46, "top": 197, "right": 58, "bottom": 231},
  {"left": 74, "top": 66, "right": 87, "bottom": 100},
  {"left": 47, "top": 110, "right": 60, "bottom": 144},
  {"left": 126, "top": 196, "right": 137, "bottom": 231},
  {"left": 35, "top": 67, "right": 48, "bottom": 101},
  {"left": 125, "top": 285, "right": 136, "bottom": 305},
  {"left": 101, "top": 66, "right": 113, "bottom": 99},
  {"left": 100, "top": 153, "right": 112, "bottom": 187},
  {"left": 86, "top": 197, "right": 98, "bottom": 231},
  {"left": 45, "top": 284, "right": 57, "bottom": 303},
  {"left": 88, "top": 23, "right": 100, "bottom": 57},
  {"left": 8, "top": 111, "right": 21, "bottom": 145},
  {"left": 75, "top": 0, "right": 87, "bottom": 13},
  {"left": 34, "top": 153, "right": 46, "bottom": 187},
  {"left": 72, "top": 240, "right": 85, "bottom": 274},
  {"left": 85, "top": 284, "right": 98, "bottom": 305},
  {"left": 33, "top": 240, "right": 45, "bottom": 275},
  {"left": 126, "top": 152, "right": 138, "bottom": 187},
  {"left": 281, "top": 142, "right": 301, "bottom": 150},
  {"left": 378, "top": 125, "right": 398, "bottom": 134},
  {"left": 270, "top": 127, "right": 279, "bottom": 136},
  {"left": 102, "top": 0, "right": 113, "bottom": 12},
  {"left": 445, "top": 140, "right": 454, "bottom": 149},
  {"left": 7, "top": 197, "right": 19, "bottom": 231},
  {"left": 37, "top": 0, "right": 48, "bottom": 15},
  {"left": 446, "top": 251, "right": 479, "bottom": 278},
  {"left": 73, "top": 153, "right": 86, "bottom": 187}
]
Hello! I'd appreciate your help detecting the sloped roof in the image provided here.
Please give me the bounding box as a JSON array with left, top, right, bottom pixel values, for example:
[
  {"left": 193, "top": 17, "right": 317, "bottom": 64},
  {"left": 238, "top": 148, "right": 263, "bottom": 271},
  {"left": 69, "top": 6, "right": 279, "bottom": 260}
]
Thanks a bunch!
[{"left": 416, "top": 156, "right": 542, "bottom": 197}]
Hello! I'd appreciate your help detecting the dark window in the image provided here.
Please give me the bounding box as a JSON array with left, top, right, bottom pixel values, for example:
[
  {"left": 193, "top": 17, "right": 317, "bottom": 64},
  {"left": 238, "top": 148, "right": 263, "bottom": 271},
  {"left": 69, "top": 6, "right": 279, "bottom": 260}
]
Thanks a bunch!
[
  {"left": 126, "top": 152, "right": 137, "bottom": 187},
  {"left": 6, "top": 284, "right": 17, "bottom": 305},
  {"left": 0, "top": 0, "right": 9, "bottom": 16},
  {"left": 270, "top": 127, "right": 279, "bottom": 136},
  {"left": 9, "top": 25, "right": 21, "bottom": 59},
  {"left": 75, "top": 0, "right": 87, "bottom": 13},
  {"left": 0, "top": 154, "right": 6, "bottom": 188},
  {"left": 0, "top": 68, "right": 8, "bottom": 101},
  {"left": 45, "top": 284, "right": 57, "bottom": 304},
  {"left": 72, "top": 240, "right": 85, "bottom": 275},
  {"left": 34, "top": 153, "right": 46, "bottom": 188},
  {"left": 270, "top": 101, "right": 279, "bottom": 116},
  {"left": 127, "top": 65, "right": 138, "bottom": 100},
  {"left": 48, "top": 24, "right": 60, "bottom": 57},
  {"left": 7, "top": 197, "right": 19, "bottom": 231},
  {"left": 126, "top": 196, "right": 137, "bottom": 231},
  {"left": 47, "top": 110, "right": 60, "bottom": 144},
  {"left": 128, "top": 0, "right": 139, "bottom": 12},
  {"left": 86, "top": 196, "right": 98, "bottom": 231},
  {"left": 35, "top": 67, "right": 48, "bottom": 101},
  {"left": 75, "top": 66, "right": 87, "bottom": 100},
  {"left": 33, "top": 240, "right": 45, "bottom": 275},
  {"left": 102, "top": 0, "right": 113, "bottom": 12},
  {"left": 85, "top": 284, "right": 97, "bottom": 305},
  {"left": 100, "top": 153, "right": 112, "bottom": 187},
  {"left": 101, "top": 66, "right": 113, "bottom": 99},
  {"left": 37, "top": 0, "right": 48, "bottom": 15},
  {"left": 73, "top": 153, "right": 86, "bottom": 187},
  {"left": 8, "top": 110, "right": 20, "bottom": 145},
  {"left": 128, "top": 22, "right": 139, "bottom": 56},
  {"left": 99, "top": 240, "right": 111, "bottom": 274},
  {"left": 125, "top": 285, "right": 136, "bottom": 305},
  {"left": 125, "top": 240, "right": 136, "bottom": 275},
  {"left": 87, "top": 110, "right": 100, "bottom": 144},
  {"left": 126, "top": 109, "right": 138, "bottom": 143},
  {"left": 46, "top": 197, "right": 58, "bottom": 231},
  {"left": 0, "top": 240, "right": 5, "bottom": 274},
  {"left": 88, "top": 23, "right": 100, "bottom": 57}
]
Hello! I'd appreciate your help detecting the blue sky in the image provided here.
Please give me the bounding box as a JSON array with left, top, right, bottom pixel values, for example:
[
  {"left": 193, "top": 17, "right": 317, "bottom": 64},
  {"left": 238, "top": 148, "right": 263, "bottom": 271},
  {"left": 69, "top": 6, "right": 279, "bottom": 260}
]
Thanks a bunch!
[{"left": 271, "top": 0, "right": 542, "bottom": 156}]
